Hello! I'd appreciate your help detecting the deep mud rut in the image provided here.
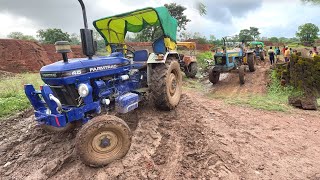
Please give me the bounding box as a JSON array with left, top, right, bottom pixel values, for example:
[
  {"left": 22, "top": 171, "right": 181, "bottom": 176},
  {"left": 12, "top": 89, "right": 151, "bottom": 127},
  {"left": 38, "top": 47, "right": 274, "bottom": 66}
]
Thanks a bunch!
[{"left": 1, "top": 62, "right": 320, "bottom": 180}]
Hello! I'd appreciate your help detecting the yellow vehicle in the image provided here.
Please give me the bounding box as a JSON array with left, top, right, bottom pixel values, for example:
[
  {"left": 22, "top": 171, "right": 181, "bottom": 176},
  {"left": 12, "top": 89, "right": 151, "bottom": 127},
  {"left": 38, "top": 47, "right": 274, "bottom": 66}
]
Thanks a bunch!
[{"left": 177, "top": 42, "right": 198, "bottom": 78}]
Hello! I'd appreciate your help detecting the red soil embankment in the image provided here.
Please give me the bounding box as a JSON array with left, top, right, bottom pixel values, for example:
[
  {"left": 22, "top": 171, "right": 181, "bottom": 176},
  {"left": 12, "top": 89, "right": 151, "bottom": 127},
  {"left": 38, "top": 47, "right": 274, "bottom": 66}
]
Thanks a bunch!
[{"left": 0, "top": 39, "right": 84, "bottom": 73}]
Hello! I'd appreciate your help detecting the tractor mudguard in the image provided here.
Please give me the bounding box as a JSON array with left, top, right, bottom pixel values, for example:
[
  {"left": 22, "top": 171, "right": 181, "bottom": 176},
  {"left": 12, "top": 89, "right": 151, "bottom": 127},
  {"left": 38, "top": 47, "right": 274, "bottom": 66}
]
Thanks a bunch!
[
  {"left": 182, "top": 55, "right": 197, "bottom": 66},
  {"left": 147, "top": 52, "right": 179, "bottom": 64}
]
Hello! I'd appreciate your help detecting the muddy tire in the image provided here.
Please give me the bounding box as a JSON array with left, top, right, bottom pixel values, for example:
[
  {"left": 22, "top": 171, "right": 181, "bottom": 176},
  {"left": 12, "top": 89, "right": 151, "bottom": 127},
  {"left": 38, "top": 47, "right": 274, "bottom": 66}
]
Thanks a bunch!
[
  {"left": 239, "top": 65, "right": 246, "bottom": 85},
  {"left": 40, "top": 123, "right": 75, "bottom": 133},
  {"left": 260, "top": 51, "right": 265, "bottom": 61},
  {"left": 209, "top": 69, "right": 220, "bottom": 84},
  {"left": 247, "top": 54, "right": 255, "bottom": 72},
  {"left": 75, "top": 115, "right": 132, "bottom": 167},
  {"left": 185, "top": 62, "right": 197, "bottom": 78},
  {"left": 150, "top": 58, "right": 182, "bottom": 111}
]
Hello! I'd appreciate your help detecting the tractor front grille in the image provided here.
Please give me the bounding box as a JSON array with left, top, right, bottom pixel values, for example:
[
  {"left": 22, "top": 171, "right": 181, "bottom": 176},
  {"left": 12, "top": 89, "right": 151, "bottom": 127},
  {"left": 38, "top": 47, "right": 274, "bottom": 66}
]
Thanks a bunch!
[
  {"left": 50, "top": 85, "right": 79, "bottom": 106},
  {"left": 215, "top": 56, "right": 227, "bottom": 65}
]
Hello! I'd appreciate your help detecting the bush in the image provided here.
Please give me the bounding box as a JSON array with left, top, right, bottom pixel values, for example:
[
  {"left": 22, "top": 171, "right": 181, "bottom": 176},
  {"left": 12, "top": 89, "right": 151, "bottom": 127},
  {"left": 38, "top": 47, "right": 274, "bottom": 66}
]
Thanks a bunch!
[
  {"left": 289, "top": 55, "right": 320, "bottom": 97},
  {"left": 196, "top": 51, "right": 213, "bottom": 73}
]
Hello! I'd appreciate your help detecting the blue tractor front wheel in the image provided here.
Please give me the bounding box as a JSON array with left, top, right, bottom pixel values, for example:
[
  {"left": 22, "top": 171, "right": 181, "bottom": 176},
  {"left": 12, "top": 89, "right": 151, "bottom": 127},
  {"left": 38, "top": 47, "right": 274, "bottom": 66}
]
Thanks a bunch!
[{"left": 75, "top": 115, "right": 132, "bottom": 167}]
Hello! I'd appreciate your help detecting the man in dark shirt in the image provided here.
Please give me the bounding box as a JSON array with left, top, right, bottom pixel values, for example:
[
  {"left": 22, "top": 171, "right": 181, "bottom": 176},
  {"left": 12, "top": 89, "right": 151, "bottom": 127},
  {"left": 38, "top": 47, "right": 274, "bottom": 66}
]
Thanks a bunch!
[{"left": 268, "top": 47, "right": 275, "bottom": 65}]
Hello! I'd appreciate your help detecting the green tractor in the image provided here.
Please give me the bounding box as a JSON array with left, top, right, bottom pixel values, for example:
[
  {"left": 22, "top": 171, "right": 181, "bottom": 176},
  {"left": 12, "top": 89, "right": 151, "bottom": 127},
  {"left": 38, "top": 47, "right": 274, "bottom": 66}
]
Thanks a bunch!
[{"left": 248, "top": 41, "right": 266, "bottom": 61}]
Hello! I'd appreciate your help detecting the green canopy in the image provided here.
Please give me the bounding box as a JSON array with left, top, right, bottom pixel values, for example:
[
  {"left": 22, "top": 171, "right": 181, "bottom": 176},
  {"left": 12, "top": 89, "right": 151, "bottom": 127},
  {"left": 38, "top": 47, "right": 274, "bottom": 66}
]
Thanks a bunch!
[
  {"left": 93, "top": 7, "right": 178, "bottom": 48},
  {"left": 249, "top": 41, "right": 265, "bottom": 47}
]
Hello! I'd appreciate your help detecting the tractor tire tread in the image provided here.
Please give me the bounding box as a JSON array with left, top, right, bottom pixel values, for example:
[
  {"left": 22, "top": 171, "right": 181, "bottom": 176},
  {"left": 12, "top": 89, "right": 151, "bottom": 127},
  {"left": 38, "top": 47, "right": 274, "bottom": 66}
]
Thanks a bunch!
[
  {"left": 150, "top": 58, "right": 182, "bottom": 111},
  {"left": 75, "top": 115, "right": 132, "bottom": 167}
]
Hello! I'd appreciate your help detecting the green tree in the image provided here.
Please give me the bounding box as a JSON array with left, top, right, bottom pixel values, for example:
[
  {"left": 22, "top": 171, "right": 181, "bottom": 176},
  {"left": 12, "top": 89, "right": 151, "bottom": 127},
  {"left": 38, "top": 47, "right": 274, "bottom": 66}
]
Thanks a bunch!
[
  {"left": 192, "top": 32, "right": 208, "bottom": 44},
  {"left": 70, "top": 33, "right": 80, "bottom": 45},
  {"left": 278, "top": 37, "right": 288, "bottom": 43},
  {"left": 229, "top": 35, "right": 239, "bottom": 43},
  {"left": 208, "top": 34, "right": 216, "bottom": 44},
  {"left": 37, "top": 28, "right": 71, "bottom": 44},
  {"left": 165, "top": 3, "right": 191, "bottom": 31},
  {"left": 249, "top": 27, "right": 260, "bottom": 40},
  {"left": 197, "top": 2, "right": 207, "bottom": 16},
  {"left": 92, "top": 29, "right": 106, "bottom": 52},
  {"left": 7, "top": 32, "right": 36, "bottom": 41},
  {"left": 269, "top": 37, "right": 279, "bottom": 43},
  {"left": 136, "top": 3, "right": 191, "bottom": 42},
  {"left": 301, "top": 0, "right": 320, "bottom": 4},
  {"left": 179, "top": 31, "right": 192, "bottom": 41},
  {"left": 296, "top": 23, "right": 319, "bottom": 44},
  {"left": 239, "top": 29, "right": 254, "bottom": 41}
]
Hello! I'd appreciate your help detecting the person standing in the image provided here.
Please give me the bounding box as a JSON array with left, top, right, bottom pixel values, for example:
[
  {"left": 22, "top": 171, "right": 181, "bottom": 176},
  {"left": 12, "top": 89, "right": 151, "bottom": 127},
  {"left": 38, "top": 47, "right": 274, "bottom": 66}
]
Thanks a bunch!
[
  {"left": 312, "top": 46, "right": 318, "bottom": 57},
  {"left": 313, "top": 46, "right": 318, "bottom": 53},
  {"left": 282, "top": 45, "right": 286, "bottom": 55},
  {"left": 274, "top": 47, "right": 279, "bottom": 62},
  {"left": 277, "top": 47, "right": 281, "bottom": 61},
  {"left": 284, "top": 47, "right": 290, "bottom": 62},
  {"left": 309, "top": 50, "right": 313, "bottom": 57},
  {"left": 268, "top": 47, "right": 275, "bottom": 65}
]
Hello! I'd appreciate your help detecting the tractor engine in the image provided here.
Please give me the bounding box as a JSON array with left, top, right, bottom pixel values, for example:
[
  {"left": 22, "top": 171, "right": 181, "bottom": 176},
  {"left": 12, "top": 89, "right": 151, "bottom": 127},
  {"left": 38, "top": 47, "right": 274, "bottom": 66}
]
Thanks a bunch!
[{"left": 25, "top": 53, "right": 147, "bottom": 128}]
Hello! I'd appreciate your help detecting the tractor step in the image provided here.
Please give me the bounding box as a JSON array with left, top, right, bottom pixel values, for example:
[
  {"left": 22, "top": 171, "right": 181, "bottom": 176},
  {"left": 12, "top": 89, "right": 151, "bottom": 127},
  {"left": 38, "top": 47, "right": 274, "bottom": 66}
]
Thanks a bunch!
[{"left": 134, "top": 88, "right": 148, "bottom": 93}]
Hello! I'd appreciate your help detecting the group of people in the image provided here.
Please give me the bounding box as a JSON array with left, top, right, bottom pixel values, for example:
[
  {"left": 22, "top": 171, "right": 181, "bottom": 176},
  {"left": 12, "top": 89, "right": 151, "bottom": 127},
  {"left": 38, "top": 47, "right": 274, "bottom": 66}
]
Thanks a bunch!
[
  {"left": 267, "top": 46, "right": 296, "bottom": 65},
  {"left": 308, "top": 46, "right": 319, "bottom": 57}
]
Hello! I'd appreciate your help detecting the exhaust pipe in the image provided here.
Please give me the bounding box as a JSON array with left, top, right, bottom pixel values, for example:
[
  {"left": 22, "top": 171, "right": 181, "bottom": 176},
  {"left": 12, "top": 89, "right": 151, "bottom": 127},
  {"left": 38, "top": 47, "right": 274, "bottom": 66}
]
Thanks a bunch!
[{"left": 78, "top": 0, "right": 96, "bottom": 59}]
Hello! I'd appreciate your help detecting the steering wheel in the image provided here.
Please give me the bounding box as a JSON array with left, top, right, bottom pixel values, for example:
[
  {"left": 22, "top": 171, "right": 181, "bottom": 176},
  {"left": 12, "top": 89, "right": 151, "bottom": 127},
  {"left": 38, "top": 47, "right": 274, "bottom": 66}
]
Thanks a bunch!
[
  {"left": 115, "top": 48, "right": 135, "bottom": 59},
  {"left": 111, "top": 43, "right": 136, "bottom": 59}
]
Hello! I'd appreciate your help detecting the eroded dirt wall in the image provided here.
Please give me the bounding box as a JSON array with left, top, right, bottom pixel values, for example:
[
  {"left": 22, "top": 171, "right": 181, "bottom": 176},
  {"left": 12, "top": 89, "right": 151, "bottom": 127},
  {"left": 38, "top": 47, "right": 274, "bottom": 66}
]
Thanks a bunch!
[{"left": 0, "top": 39, "right": 84, "bottom": 73}]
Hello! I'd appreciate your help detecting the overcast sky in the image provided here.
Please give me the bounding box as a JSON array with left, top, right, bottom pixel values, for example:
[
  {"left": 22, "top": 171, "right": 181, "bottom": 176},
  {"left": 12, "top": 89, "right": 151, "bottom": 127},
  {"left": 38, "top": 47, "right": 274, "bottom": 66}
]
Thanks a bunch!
[{"left": 0, "top": 0, "right": 319, "bottom": 39}]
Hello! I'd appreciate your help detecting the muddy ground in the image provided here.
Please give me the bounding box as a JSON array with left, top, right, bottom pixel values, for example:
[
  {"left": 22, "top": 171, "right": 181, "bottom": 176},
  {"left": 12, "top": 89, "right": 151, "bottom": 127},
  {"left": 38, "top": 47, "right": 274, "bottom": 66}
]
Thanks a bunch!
[{"left": 1, "top": 62, "right": 320, "bottom": 180}]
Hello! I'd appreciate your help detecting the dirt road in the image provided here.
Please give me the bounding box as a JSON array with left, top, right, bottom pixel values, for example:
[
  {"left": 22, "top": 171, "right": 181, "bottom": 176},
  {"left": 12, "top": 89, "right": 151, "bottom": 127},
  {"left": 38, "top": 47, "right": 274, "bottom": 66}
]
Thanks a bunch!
[
  {"left": 1, "top": 61, "right": 320, "bottom": 179},
  {"left": 0, "top": 91, "right": 320, "bottom": 179},
  {"left": 205, "top": 61, "right": 270, "bottom": 97}
]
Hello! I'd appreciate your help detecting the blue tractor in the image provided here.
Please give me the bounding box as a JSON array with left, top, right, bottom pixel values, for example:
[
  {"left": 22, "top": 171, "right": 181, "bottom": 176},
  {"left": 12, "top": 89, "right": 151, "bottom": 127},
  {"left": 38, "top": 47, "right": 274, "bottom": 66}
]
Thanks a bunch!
[
  {"left": 24, "top": 0, "right": 182, "bottom": 167},
  {"left": 209, "top": 37, "right": 255, "bottom": 85}
]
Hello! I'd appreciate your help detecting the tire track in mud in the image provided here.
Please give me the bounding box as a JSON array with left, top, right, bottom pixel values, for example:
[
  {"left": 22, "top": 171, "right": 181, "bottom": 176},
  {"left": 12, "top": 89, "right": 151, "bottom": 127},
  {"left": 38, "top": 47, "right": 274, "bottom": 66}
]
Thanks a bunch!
[
  {"left": 207, "top": 62, "right": 270, "bottom": 98},
  {"left": 0, "top": 94, "right": 244, "bottom": 180}
]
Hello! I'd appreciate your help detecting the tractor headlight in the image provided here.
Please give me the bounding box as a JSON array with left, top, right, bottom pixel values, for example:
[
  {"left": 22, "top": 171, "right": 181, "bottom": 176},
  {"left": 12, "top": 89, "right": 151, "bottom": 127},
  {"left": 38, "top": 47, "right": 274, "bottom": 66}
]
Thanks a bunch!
[{"left": 78, "top": 83, "right": 90, "bottom": 97}]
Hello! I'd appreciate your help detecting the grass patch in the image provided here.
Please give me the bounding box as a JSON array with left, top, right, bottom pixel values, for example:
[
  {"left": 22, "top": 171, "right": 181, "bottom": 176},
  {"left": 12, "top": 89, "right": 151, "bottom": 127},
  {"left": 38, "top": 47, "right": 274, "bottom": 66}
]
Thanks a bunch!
[
  {"left": 226, "top": 95, "right": 291, "bottom": 112},
  {"left": 182, "top": 76, "right": 205, "bottom": 91},
  {"left": 225, "top": 71, "right": 302, "bottom": 112},
  {"left": 0, "top": 73, "right": 42, "bottom": 119}
]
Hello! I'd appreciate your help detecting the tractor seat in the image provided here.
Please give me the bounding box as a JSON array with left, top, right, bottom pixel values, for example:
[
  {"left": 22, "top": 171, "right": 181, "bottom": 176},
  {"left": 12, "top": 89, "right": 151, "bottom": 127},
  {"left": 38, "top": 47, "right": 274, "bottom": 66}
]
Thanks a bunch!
[
  {"left": 133, "top": 50, "right": 149, "bottom": 62},
  {"left": 152, "top": 37, "right": 166, "bottom": 54},
  {"left": 132, "top": 49, "right": 149, "bottom": 69}
]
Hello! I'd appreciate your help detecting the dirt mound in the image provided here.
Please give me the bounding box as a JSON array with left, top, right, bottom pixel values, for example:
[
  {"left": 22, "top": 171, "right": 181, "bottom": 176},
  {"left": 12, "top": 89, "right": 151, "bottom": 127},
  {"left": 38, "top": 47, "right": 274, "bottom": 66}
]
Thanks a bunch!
[
  {"left": 42, "top": 44, "right": 84, "bottom": 63},
  {"left": 0, "top": 39, "right": 84, "bottom": 73},
  {"left": 0, "top": 39, "right": 52, "bottom": 73}
]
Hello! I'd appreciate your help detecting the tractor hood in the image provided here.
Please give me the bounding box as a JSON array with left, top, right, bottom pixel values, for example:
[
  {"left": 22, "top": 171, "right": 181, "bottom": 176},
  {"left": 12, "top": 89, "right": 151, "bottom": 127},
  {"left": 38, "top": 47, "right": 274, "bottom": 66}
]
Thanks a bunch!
[{"left": 40, "top": 56, "right": 131, "bottom": 85}]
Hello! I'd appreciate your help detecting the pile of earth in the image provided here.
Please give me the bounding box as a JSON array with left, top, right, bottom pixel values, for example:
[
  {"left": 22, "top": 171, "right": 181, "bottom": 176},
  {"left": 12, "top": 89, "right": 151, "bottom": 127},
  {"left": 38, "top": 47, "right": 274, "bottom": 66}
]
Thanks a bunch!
[{"left": 0, "top": 39, "right": 84, "bottom": 73}]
